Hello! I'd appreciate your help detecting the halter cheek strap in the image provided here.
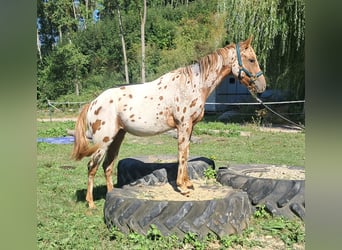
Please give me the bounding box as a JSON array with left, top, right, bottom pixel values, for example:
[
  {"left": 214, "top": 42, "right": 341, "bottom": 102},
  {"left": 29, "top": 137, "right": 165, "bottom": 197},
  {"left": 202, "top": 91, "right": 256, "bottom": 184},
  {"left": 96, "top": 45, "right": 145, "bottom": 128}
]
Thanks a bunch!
[{"left": 236, "top": 44, "right": 263, "bottom": 84}]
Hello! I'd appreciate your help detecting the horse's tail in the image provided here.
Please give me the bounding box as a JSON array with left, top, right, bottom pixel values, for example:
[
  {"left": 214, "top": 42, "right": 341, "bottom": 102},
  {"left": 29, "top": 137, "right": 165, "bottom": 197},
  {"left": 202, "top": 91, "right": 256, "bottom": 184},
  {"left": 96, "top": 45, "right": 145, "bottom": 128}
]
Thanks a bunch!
[{"left": 71, "top": 103, "right": 99, "bottom": 160}]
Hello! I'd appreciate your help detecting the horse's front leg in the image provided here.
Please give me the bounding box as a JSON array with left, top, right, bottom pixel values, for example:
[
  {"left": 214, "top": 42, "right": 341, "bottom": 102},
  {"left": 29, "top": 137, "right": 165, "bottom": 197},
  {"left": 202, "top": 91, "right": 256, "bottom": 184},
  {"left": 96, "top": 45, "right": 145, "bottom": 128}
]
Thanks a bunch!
[{"left": 176, "top": 123, "right": 194, "bottom": 195}]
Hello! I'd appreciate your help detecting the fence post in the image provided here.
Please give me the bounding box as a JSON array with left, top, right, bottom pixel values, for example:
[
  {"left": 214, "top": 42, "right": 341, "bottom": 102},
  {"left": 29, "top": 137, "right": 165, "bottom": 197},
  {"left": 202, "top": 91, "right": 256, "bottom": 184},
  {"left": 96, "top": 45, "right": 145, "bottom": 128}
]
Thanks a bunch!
[{"left": 47, "top": 99, "right": 52, "bottom": 122}]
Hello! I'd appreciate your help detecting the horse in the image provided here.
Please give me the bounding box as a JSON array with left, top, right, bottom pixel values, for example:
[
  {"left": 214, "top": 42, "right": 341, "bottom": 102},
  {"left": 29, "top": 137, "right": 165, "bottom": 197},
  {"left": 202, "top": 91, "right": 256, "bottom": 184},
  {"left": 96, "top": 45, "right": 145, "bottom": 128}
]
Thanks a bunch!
[{"left": 72, "top": 36, "right": 266, "bottom": 208}]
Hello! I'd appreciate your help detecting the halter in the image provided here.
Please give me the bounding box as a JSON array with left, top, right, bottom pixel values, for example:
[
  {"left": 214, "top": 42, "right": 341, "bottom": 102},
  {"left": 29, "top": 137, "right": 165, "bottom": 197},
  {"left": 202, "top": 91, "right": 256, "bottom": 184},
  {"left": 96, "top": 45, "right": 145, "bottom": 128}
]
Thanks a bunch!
[{"left": 236, "top": 44, "right": 263, "bottom": 84}]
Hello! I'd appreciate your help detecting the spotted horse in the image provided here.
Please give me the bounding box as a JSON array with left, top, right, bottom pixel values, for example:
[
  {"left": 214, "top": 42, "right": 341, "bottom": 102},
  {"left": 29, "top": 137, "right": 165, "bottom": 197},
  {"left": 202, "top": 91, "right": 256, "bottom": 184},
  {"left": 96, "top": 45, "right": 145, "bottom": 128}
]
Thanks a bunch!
[{"left": 72, "top": 36, "right": 266, "bottom": 208}]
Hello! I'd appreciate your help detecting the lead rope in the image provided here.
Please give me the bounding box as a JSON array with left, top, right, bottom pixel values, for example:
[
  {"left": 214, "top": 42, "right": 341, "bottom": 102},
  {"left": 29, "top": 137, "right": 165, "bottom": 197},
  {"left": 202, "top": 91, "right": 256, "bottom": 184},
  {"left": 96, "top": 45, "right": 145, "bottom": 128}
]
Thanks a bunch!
[{"left": 250, "top": 92, "right": 305, "bottom": 130}]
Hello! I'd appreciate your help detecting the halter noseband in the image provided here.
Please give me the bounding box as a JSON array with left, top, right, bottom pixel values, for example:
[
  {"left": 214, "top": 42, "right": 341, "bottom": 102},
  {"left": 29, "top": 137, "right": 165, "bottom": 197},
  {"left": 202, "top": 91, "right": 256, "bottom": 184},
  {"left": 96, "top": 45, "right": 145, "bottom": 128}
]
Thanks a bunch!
[{"left": 236, "top": 44, "right": 263, "bottom": 84}]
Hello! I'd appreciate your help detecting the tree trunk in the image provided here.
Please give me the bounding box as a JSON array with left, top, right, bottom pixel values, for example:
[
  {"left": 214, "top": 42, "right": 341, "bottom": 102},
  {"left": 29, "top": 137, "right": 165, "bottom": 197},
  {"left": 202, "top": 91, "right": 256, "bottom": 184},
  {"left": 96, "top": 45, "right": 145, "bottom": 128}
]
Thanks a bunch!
[
  {"left": 140, "top": 0, "right": 147, "bottom": 83},
  {"left": 72, "top": 0, "right": 77, "bottom": 20},
  {"left": 74, "top": 66, "right": 79, "bottom": 96},
  {"left": 58, "top": 26, "right": 62, "bottom": 43},
  {"left": 37, "top": 29, "right": 42, "bottom": 61},
  {"left": 117, "top": 7, "right": 129, "bottom": 84}
]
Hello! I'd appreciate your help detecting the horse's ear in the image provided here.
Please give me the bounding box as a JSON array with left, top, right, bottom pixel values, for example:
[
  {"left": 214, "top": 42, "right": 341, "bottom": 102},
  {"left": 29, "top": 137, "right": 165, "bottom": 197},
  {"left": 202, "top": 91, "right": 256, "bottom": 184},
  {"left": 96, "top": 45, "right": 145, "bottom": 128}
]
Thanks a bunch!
[{"left": 243, "top": 36, "right": 253, "bottom": 49}]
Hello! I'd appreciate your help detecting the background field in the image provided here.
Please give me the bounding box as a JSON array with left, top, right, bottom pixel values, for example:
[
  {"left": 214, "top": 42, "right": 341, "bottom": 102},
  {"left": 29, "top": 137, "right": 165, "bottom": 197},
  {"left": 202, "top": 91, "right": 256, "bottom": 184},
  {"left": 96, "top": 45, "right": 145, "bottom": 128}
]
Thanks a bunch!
[{"left": 37, "top": 120, "right": 305, "bottom": 249}]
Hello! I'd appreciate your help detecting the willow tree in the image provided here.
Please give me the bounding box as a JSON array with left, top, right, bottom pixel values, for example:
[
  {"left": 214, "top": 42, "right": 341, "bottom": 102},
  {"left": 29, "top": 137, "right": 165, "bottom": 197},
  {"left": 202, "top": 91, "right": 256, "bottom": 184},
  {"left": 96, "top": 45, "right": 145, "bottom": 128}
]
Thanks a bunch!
[{"left": 218, "top": 0, "right": 305, "bottom": 99}]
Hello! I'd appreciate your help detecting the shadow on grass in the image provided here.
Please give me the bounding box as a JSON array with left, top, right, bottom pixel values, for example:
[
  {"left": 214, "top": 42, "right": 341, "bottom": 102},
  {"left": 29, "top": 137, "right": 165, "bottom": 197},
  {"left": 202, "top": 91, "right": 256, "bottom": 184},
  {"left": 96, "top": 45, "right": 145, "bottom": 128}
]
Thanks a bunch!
[{"left": 75, "top": 185, "right": 107, "bottom": 203}]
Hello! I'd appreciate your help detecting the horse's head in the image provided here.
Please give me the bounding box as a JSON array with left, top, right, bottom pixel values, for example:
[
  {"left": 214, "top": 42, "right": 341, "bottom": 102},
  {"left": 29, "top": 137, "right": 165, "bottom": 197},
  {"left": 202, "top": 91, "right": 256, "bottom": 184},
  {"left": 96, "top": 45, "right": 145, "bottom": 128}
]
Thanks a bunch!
[{"left": 232, "top": 36, "right": 266, "bottom": 94}]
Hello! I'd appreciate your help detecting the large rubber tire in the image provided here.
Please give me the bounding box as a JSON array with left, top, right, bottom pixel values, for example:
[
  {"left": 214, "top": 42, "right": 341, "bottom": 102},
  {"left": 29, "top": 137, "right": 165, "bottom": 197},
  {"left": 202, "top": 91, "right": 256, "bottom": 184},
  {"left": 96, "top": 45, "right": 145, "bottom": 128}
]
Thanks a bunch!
[
  {"left": 216, "top": 164, "right": 305, "bottom": 220},
  {"left": 116, "top": 156, "right": 215, "bottom": 188},
  {"left": 104, "top": 186, "right": 251, "bottom": 239}
]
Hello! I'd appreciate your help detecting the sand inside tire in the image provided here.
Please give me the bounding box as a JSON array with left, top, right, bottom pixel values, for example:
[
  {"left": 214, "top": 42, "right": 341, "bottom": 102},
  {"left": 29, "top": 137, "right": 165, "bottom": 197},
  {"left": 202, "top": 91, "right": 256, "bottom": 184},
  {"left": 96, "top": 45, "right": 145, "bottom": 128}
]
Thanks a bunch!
[{"left": 130, "top": 179, "right": 234, "bottom": 201}]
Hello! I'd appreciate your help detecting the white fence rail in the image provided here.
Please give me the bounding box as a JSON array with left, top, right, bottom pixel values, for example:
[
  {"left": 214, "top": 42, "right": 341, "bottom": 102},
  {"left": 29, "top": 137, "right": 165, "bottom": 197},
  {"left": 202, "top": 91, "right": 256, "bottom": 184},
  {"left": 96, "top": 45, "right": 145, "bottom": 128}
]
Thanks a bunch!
[{"left": 45, "top": 99, "right": 305, "bottom": 122}]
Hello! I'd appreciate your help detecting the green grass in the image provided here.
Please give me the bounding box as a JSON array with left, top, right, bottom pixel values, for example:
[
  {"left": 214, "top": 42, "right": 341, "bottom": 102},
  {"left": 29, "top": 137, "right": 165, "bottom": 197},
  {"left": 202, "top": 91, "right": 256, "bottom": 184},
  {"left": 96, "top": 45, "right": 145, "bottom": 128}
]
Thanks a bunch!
[{"left": 37, "top": 120, "right": 305, "bottom": 249}]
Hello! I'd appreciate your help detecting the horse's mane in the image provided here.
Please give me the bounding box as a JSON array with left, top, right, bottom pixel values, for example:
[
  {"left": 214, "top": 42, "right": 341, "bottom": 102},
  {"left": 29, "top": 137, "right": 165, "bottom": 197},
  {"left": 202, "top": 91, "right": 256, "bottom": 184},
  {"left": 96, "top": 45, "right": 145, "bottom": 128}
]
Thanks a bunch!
[{"left": 183, "top": 43, "right": 235, "bottom": 82}]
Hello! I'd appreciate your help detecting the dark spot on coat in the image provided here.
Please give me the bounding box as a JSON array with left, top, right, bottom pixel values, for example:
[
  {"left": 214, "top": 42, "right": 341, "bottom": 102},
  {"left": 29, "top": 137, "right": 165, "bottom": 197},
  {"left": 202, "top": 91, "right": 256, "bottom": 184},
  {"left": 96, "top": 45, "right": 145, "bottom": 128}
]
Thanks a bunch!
[
  {"left": 190, "top": 98, "right": 198, "bottom": 108},
  {"left": 94, "top": 106, "right": 102, "bottom": 115},
  {"left": 91, "top": 119, "right": 102, "bottom": 134}
]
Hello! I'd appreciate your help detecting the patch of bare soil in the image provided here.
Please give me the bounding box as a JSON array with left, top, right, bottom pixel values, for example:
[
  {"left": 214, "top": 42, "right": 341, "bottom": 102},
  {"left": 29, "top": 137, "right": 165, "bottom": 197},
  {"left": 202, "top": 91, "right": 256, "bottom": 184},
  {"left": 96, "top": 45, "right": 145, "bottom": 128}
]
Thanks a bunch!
[
  {"left": 258, "top": 125, "right": 303, "bottom": 133},
  {"left": 133, "top": 179, "right": 232, "bottom": 201}
]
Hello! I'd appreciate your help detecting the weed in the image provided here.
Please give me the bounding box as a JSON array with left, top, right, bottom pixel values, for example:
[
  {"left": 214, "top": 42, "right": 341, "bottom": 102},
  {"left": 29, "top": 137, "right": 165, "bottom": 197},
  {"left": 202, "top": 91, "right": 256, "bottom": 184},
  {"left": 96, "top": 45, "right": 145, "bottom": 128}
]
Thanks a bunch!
[
  {"left": 204, "top": 167, "right": 217, "bottom": 180},
  {"left": 260, "top": 216, "right": 305, "bottom": 247},
  {"left": 253, "top": 204, "right": 271, "bottom": 219},
  {"left": 146, "top": 224, "right": 162, "bottom": 241},
  {"left": 183, "top": 232, "right": 206, "bottom": 249}
]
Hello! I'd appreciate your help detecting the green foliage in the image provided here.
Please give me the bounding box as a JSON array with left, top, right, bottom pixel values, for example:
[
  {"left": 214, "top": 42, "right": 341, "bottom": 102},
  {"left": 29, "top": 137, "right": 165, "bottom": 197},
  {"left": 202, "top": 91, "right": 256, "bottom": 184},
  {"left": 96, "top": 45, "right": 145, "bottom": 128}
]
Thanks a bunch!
[
  {"left": 260, "top": 217, "right": 305, "bottom": 247},
  {"left": 253, "top": 205, "right": 271, "bottom": 219},
  {"left": 37, "top": 0, "right": 305, "bottom": 105},
  {"left": 38, "top": 0, "right": 305, "bottom": 104},
  {"left": 146, "top": 224, "right": 162, "bottom": 241},
  {"left": 193, "top": 122, "right": 241, "bottom": 137},
  {"left": 219, "top": 0, "right": 305, "bottom": 98},
  {"left": 204, "top": 167, "right": 217, "bottom": 180},
  {"left": 183, "top": 232, "right": 206, "bottom": 249},
  {"left": 37, "top": 121, "right": 74, "bottom": 138},
  {"left": 37, "top": 43, "right": 89, "bottom": 101}
]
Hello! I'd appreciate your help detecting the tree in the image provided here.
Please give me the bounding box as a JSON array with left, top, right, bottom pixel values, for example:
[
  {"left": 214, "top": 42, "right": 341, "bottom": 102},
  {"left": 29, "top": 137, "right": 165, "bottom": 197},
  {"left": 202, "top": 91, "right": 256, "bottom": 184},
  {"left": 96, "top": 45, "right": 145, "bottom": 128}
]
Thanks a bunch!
[
  {"left": 37, "top": 0, "right": 305, "bottom": 103},
  {"left": 141, "top": 0, "right": 147, "bottom": 83},
  {"left": 218, "top": 0, "right": 305, "bottom": 99},
  {"left": 38, "top": 43, "right": 89, "bottom": 100},
  {"left": 116, "top": 3, "right": 130, "bottom": 84}
]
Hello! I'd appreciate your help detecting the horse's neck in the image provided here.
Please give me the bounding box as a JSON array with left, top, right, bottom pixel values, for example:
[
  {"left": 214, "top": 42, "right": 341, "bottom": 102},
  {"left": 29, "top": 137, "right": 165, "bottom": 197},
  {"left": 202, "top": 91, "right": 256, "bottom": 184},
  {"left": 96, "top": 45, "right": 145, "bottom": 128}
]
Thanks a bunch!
[
  {"left": 199, "top": 64, "right": 232, "bottom": 101},
  {"left": 195, "top": 47, "right": 234, "bottom": 100}
]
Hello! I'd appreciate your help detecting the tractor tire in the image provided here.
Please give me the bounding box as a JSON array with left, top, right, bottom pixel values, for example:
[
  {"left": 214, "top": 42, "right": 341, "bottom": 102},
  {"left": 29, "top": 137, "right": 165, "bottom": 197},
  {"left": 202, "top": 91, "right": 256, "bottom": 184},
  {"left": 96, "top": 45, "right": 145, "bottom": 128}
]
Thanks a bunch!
[
  {"left": 116, "top": 156, "right": 215, "bottom": 188},
  {"left": 216, "top": 164, "right": 305, "bottom": 220},
  {"left": 104, "top": 185, "right": 251, "bottom": 239}
]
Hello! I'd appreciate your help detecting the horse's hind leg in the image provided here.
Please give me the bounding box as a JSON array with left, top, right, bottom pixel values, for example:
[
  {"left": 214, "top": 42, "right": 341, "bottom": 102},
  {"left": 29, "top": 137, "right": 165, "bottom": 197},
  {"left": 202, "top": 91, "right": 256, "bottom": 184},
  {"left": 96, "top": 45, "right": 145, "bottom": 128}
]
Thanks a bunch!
[
  {"left": 86, "top": 148, "right": 106, "bottom": 209},
  {"left": 102, "top": 129, "right": 126, "bottom": 192}
]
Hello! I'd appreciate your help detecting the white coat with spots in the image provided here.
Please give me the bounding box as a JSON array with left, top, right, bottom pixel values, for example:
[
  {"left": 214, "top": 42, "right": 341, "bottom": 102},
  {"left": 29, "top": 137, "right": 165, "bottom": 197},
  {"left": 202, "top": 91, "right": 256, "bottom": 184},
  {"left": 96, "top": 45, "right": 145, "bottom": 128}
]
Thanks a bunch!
[{"left": 72, "top": 36, "right": 266, "bottom": 208}]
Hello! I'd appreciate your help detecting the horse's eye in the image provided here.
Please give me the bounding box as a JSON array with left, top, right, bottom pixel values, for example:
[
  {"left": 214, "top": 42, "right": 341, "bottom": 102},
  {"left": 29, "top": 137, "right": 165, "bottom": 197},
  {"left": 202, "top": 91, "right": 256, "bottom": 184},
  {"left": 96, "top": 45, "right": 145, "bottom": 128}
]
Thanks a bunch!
[{"left": 249, "top": 59, "right": 255, "bottom": 63}]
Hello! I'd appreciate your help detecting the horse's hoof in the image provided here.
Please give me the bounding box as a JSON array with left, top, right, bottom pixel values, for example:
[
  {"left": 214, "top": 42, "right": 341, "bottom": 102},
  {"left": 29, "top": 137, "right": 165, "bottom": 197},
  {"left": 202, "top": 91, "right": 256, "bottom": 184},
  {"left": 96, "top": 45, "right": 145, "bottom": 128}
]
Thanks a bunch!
[
  {"left": 88, "top": 202, "right": 97, "bottom": 209},
  {"left": 177, "top": 186, "right": 191, "bottom": 196},
  {"left": 186, "top": 181, "right": 194, "bottom": 190}
]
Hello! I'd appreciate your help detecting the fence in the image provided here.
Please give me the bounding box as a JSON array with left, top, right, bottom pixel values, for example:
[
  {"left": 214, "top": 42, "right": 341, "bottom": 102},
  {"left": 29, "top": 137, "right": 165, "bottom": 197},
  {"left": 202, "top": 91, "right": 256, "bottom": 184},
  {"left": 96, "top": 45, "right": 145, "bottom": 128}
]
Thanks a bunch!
[
  {"left": 46, "top": 100, "right": 87, "bottom": 121},
  {"left": 46, "top": 99, "right": 305, "bottom": 125}
]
